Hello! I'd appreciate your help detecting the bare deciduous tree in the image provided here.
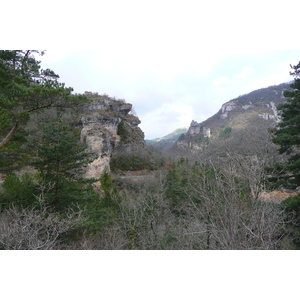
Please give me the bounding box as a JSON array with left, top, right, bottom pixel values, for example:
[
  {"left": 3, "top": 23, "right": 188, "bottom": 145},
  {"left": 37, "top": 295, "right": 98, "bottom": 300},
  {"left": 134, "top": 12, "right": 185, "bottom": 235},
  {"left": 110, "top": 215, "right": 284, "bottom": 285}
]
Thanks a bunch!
[
  {"left": 184, "top": 162, "right": 291, "bottom": 249},
  {"left": 0, "top": 192, "right": 86, "bottom": 250}
]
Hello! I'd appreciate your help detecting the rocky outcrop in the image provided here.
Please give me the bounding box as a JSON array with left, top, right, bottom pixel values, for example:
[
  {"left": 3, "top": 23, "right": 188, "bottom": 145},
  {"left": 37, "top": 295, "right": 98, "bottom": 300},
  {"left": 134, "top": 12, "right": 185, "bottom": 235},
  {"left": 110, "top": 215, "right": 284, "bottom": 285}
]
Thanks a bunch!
[
  {"left": 174, "top": 121, "right": 212, "bottom": 154},
  {"left": 185, "top": 83, "right": 291, "bottom": 141},
  {"left": 258, "top": 101, "right": 280, "bottom": 122},
  {"left": 188, "top": 121, "right": 211, "bottom": 138},
  {"left": 170, "top": 82, "right": 292, "bottom": 156},
  {"left": 220, "top": 101, "right": 236, "bottom": 119},
  {"left": 76, "top": 92, "right": 144, "bottom": 179}
]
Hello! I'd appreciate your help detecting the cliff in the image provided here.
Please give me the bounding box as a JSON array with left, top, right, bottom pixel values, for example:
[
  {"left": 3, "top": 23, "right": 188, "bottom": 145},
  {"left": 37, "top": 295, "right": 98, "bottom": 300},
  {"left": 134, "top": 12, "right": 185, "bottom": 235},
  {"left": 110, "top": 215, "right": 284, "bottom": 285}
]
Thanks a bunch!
[
  {"left": 174, "top": 82, "right": 292, "bottom": 154},
  {"left": 76, "top": 92, "right": 144, "bottom": 178}
]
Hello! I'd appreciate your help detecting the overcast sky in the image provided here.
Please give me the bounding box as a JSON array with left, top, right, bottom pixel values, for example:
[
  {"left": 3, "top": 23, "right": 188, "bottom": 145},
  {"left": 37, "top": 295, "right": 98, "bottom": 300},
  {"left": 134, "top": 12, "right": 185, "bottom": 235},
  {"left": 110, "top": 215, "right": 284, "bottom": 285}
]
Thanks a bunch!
[
  {"left": 39, "top": 50, "right": 299, "bottom": 139},
  {"left": 4, "top": 0, "right": 300, "bottom": 139}
]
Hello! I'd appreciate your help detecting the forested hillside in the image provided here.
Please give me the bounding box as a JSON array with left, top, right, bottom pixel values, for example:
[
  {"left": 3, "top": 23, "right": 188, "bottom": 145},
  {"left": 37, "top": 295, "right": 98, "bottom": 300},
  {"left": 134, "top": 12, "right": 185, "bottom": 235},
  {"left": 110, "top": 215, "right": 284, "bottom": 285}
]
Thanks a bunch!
[
  {"left": 145, "top": 128, "right": 188, "bottom": 151},
  {"left": 0, "top": 51, "right": 299, "bottom": 250}
]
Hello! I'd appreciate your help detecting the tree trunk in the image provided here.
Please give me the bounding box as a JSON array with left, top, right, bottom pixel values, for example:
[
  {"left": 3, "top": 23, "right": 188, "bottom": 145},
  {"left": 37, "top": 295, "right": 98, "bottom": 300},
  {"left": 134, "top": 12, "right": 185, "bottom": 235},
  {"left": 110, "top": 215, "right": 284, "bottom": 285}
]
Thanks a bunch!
[
  {"left": 0, "top": 121, "right": 19, "bottom": 147},
  {"left": 55, "top": 161, "right": 60, "bottom": 211}
]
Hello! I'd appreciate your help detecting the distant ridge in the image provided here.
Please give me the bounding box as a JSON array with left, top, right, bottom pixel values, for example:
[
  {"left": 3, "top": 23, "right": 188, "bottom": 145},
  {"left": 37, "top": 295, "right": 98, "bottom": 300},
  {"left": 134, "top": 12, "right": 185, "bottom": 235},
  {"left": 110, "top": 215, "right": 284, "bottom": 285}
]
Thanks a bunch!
[
  {"left": 145, "top": 128, "right": 188, "bottom": 150},
  {"left": 169, "top": 82, "right": 292, "bottom": 158}
]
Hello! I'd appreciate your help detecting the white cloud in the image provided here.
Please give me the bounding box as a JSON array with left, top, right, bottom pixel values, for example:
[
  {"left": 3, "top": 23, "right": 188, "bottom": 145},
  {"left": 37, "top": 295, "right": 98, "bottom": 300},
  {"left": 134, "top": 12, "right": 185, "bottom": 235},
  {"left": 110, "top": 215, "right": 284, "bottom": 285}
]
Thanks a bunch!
[
  {"left": 236, "top": 67, "right": 254, "bottom": 79},
  {"left": 140, "top": 103, "right": 194, "bottom": 139},
  {"left": 243, "top": 60, "right": 295, "bottom": 93},
  {"left": 214, "top": 77, "right": 231, "bottom": 86}
]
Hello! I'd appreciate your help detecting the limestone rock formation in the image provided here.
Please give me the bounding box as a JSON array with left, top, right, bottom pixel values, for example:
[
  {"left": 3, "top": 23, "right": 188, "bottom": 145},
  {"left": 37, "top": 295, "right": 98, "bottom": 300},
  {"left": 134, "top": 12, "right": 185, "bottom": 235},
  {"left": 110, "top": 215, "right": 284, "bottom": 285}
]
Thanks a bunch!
[
  {"left": 77, "top": 92, "right": 144, "bottom": 179},
  {"left": 170, "top": 82, "right": 292, "bottom": 157},
  {"left": 188, "top": 121, "right": 211, "bottom": 138},
  {"left": 186, "top": 82, "right": 290, "bottom": 142}
]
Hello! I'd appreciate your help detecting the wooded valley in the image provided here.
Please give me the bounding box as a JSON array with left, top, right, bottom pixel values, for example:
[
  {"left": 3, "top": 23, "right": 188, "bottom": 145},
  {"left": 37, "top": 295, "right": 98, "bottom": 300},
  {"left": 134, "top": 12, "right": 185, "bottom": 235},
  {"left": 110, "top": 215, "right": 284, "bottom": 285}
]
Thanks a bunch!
[{"left": 1, "top": 51, "right": 300, "bottom": 250}]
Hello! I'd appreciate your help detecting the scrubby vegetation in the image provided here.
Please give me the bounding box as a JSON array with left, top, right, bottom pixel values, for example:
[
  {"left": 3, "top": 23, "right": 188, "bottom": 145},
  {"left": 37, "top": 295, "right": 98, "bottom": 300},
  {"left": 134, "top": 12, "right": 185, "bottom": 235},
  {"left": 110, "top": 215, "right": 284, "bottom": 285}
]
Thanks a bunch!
[{"left": 111, "top": 144, "right": 166, "bottom": 171}]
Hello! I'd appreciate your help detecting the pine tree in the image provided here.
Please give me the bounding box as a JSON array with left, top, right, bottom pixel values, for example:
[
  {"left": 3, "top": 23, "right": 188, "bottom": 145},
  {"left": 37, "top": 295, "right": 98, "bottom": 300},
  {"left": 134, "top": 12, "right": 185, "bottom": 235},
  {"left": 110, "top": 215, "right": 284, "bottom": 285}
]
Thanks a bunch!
[
  {"left": 271, "top": 62, "right": 300, "bottom": 189},
  {"left": 0, "top": 50, "right": 89, "bottom": 171},
  {"left": 0, "top": 173, "right": 37, "bottom": 209},
  {"left": 34, "top": 111, "right": 90, "bottom": 211},
  {"left": 270, "top": 62, "right": 300, "bottom": 248}
]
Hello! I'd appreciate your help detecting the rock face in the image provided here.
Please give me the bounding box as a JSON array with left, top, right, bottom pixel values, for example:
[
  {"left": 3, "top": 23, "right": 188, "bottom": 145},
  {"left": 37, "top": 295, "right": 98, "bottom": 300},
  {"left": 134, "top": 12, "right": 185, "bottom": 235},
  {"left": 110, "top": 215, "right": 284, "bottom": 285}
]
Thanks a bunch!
[
  {"left": 77, "top": 92, "right": 144, "bottom": 179},
  {"left": 187, "top": 121, "right": 211, "bottom": 138},
  {"left": 171, "top": 82, "right": 292, "bottom": 156},
  {"left": 220, "top": 100, "right": 236, "bottom": 119},
  {"left": 185, "top": 82, "right": 291, "bottom": 142}
]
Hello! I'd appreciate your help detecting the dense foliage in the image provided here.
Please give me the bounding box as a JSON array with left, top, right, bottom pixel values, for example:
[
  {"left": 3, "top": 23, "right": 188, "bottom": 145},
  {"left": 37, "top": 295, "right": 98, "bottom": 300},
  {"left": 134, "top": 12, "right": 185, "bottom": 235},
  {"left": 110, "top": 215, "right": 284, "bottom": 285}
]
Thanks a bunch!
[
  {"left": 111, "top": 144, "right": 166, "bottom": 171},
  {"left": 0, "top": 50, "right": 88, "bottom": 172},
  {"left": 270, "top": 62, "right": 300, "bottom": 248},
  {"left": 33, "top": 111, "right": 94, "bottom": 211},
  {"left": 271, "top": 62, "right": 300, "bottom": 189},
  {"left": 0, "top": 51, "right": 94, "bottom": 248}
]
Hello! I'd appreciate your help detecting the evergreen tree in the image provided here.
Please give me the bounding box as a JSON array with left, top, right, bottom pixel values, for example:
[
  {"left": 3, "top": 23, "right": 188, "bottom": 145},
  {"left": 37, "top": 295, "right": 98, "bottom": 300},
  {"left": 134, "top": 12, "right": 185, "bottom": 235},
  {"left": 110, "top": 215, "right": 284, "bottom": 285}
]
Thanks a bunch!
[
  {"left": 271, "top": 62, "right": 300, "bottom": 248},
  {"left": 0, "top": 50, "right": 88, "bottom": 171},
  {"left": 165, "top": 159, "right": 189, "bottom": 209},
  {"left": 34, "top": 111, "right": 90, "bottom": 211},
  {"left": 271, "top": 62, "right": 300, "bottom": 189},
  {"left": 0, "top": 173, "right": 37, "bottom": 209}
]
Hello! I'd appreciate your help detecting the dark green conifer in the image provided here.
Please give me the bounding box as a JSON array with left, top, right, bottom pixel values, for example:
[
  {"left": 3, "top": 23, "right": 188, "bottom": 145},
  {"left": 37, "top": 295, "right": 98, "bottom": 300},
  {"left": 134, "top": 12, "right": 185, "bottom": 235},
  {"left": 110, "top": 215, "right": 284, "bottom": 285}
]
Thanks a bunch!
[
  {"left": 271, "top": 62, "right": 300, "bottom": 189},
  {"left": 0, "top": 50, "right": 88, "bottom": 171},
  {"left": 34, "top": 111, "right": 90, "bottom": 211},
  {"left": 271, "top": 62, "right": 300, "bottom": 248}
]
